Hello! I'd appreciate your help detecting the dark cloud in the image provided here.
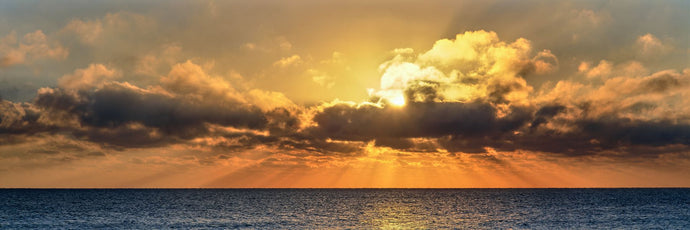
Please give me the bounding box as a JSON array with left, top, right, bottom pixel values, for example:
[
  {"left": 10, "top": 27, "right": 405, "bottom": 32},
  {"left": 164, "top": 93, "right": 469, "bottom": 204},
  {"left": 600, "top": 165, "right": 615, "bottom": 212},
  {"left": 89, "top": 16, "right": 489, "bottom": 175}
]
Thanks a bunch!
[
  {"left": 576, "top": 118, "right": 690, "bottom": 147},
  {"left": 0, "top": 100, "right": 51, "bottom": 138},
  {"left": 475, "top": 113, "right": 690, "bottom": 157},
  {"left": 311, "top": 102, "right": 503, "bottom": 140},
  {"left": 3, "top": 67, "right": 690, "bottom": 159},
  {"left": 32, "top": 83, "right": 267, "bottom": 145},
  {"left": 308, "top": 101, "right": 534, "bottom": 152},
  {"left": 304, "top": 100, "right": 690, "bottom": 157},
  {"left": 404, "top": 80, "right": 440, "bottom": 103},
  {"left": 265, "top": 107, "right": 301, "bottom": 136},
  {"left": 486, "top": 81, "right": 528, "bottom": 104},
  {"left": 277, "top": 137, "right": 363, "bottom": 154},
  {"left": 530, "top": 104, "right": 566, "bottom": 130},
  {"left": 4, "top": 83, "right": 690, "bottom": 157}
]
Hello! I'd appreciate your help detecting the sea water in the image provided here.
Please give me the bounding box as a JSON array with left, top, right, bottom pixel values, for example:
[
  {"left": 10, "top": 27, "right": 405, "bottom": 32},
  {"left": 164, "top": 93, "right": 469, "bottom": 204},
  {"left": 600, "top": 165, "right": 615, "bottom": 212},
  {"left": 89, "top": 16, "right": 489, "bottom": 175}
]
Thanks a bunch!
[{"left": 1, "top": 189, "right": 688, "bottom": 229}]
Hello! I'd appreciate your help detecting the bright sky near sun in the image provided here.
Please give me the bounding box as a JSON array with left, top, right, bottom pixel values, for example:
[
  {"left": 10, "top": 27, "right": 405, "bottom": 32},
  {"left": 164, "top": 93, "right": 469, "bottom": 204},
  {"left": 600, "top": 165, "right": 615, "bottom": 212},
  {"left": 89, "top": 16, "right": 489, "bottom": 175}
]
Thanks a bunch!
[{"left": 1, "top": 0, "right": 689, "bottom": 188}]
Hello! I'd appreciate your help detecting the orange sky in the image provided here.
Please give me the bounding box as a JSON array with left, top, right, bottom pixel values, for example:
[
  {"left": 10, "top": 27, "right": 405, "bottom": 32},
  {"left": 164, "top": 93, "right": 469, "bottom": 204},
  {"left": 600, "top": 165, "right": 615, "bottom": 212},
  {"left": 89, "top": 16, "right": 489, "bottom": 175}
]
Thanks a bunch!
[{"left": 1, "top": 0, "right": 689, "bottom": 188}]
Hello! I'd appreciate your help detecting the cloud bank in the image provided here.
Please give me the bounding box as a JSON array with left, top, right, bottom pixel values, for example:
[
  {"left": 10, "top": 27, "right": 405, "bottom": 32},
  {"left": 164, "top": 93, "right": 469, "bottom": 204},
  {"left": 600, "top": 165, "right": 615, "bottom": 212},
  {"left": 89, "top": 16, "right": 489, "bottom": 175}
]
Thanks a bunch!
[{"left": 1, "top": 30, "right": 688, "bottom": 162}]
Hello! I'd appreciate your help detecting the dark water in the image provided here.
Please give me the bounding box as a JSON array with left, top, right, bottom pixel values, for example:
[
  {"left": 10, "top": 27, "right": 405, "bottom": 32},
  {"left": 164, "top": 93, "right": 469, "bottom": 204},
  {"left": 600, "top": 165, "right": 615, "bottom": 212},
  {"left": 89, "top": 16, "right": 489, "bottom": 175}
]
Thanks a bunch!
[{"left": 1, "top": 189, "right": 688, "bottom": 229}]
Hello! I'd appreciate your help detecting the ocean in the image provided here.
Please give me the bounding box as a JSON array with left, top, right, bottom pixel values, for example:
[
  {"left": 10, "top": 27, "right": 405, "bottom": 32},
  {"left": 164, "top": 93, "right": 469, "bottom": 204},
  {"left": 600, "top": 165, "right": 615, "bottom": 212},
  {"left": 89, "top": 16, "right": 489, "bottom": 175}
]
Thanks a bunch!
[{"left": 1, "top": 189, "right": 688, "bottom": 229}]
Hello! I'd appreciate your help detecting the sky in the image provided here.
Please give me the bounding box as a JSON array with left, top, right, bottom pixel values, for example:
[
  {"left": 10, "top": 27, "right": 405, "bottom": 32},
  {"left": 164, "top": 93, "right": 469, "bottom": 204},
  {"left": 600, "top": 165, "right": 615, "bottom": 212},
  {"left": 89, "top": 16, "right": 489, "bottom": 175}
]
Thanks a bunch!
[{"left": 0, "top": 0, "right": 689, "bottom": 188}]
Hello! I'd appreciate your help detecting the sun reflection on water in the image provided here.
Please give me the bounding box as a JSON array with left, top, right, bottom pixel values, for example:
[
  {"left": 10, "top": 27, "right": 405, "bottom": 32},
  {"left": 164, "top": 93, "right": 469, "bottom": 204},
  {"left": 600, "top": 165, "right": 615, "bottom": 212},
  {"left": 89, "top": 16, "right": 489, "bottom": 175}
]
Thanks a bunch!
[{"left": 359, "top": 194, "right": 429, "bottom": 229}]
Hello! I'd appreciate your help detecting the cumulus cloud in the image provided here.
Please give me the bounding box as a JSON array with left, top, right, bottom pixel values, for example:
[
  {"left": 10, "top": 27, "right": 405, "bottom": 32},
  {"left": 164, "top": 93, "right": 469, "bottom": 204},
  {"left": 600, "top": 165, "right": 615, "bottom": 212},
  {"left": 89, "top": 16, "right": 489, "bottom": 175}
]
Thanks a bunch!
[
  {"left": 372, "top": 30, "right": 556, "bottom": 107},
  {"left": 0, "top": 30, "right": 68, "bottom": 67}
]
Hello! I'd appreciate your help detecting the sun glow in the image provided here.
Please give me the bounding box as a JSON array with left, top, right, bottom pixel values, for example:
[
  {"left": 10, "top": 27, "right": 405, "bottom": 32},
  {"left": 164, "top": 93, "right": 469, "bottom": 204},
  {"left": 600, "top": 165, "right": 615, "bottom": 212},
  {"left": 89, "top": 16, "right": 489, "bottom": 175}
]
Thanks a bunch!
[{"left": 389, "top": 94, "right": 406, "bottom": 107}]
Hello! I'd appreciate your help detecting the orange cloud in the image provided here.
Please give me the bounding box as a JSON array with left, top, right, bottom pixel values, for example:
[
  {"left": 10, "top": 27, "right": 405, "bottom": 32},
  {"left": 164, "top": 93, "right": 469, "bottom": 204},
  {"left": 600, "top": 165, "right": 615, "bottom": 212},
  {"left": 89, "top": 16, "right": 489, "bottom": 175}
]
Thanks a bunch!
[
  {"left": 58, "top": 64, "right": 119, "bottom": 90},
  {"left": 636, "top": 33, "right": 671, "bottom": 57},
  {"left": 0, "top": 30, "right": 68, "bottom": 67}
]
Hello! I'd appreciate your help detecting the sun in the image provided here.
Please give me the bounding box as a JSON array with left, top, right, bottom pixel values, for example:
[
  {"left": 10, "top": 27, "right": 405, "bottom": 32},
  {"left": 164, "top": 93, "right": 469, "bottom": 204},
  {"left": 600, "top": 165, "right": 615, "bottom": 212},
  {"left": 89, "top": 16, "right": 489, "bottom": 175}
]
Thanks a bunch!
[{"left": 389, "top": 94, "right": 406, "bottom": 107}]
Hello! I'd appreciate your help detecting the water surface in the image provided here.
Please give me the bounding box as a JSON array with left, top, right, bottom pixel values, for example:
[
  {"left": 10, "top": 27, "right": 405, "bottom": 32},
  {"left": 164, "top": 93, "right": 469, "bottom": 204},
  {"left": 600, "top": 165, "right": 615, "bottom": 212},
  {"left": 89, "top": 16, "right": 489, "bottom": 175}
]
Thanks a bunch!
[{"left": 1, "top": 189, "right": 688, "bottom": 229}]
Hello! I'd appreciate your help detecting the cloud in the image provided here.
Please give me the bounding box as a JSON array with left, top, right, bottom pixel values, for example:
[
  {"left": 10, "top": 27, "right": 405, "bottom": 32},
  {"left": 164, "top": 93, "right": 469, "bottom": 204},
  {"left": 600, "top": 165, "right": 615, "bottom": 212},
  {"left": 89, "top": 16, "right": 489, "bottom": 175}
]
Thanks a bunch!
[
  {"left": 636, "top": 33, "right": 671, "bottom": 58},
  {"left": 58, "top": 64, "right": 119, "bottom": 90},
  {"left": 242, "top": 36, "right": 293, "bottom": 53},
  {"left": 0, "top": 60, "right": 298, "bottom": 149},
  {"left": 371, "top": 30, "right": 557, "bottom": 107},
  {"left": 320, "top": 52, "right": 346, "bottom": 65},
  {"left": 273, "top": 55, "right": 302, "bottom": 68},
  {"left": 0, "top": 100, "right": 43, "bottom": 136},
  {"left": 573, "top": 9, "right": 604, "bottom": 27},
  {"left": 568, "top": 9, "right": 610, "bottom": 41},
  {"left": 61, "top": 18, "right": 103, "bottom": 44},
  {"left": 242, "top": 42, "right": 258, "bottom": 51},
  {"left": 134, "top": 44, "right": 183, "bottom": 76},
  {"left": 309, "top": 101, "right": 530, "bottom": 141},
  {"left": 5, "top": 60, "right": 313, "bottom": 151},
  {"left": 301, "top": 52, "right": 350, "bottom": 89},
  {"left": 277, "top": 37, "right": 292, "bottom": 51},
  {"left": 524, "top": 68, "right": 690, "bottom": 155},
  {"left": 2, "top": 29, "right": 689, "bottom": 160},
  {"left": 307, "top": 69, "right": 335, "bottom": 88},
  {"left": 0, "top": 1, "right": 688, "bottom": 188},
  {"left": 246, "top": 89, "right": 297, "bottom": 112},
  {"left": 581, "top": 60, "right": 612, "bottom": 79},
  {"left": 531, "top": 50, "right": 559, "bottom": 74},
  {"left": 579, "top": 60, "right": 648, "bottom": 80},
  {"left": 33, "top": 81, "right": 267, "bottom": 147},
  {"left": 161, "top": 60, "right": 243, "bottom": 100},
  {"left": 297, "top": 31, "right": 690, "bottom": 157},
  {"left": 0, "top": 30, "right": 68, "bottom": 68}
]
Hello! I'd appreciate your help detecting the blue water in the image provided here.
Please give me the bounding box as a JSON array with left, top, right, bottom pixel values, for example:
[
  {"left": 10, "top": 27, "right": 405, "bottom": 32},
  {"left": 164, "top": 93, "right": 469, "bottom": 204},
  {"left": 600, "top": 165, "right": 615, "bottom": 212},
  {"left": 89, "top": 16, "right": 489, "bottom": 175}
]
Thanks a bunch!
[{"left": 1, "top": 189, "right": 688, "bottom": 229}]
